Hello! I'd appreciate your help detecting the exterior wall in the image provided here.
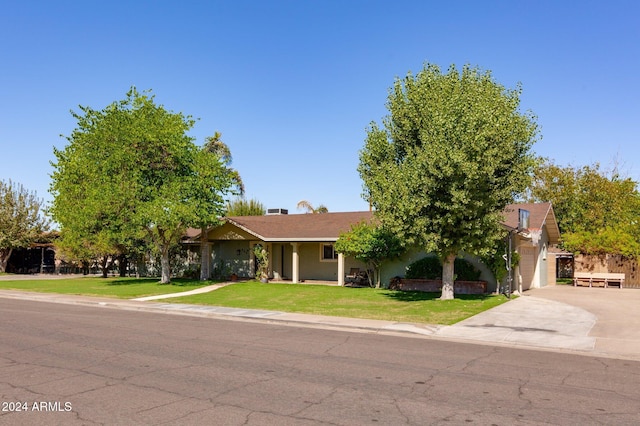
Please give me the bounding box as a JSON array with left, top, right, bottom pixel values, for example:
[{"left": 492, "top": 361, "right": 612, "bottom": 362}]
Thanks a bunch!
[
  {"left": 299, "top": 243, "right": 339, "bottom": 281},
  {"left": 292, "top": 243, "right": 366, "bottom": 282},
  {"left": 380, "top": 249, "right": 497, "bottom": 292},
  {"left": 515, "top": 226, "right": 552, "bottom": 291},
  {"left": 538, "top": 228, "right": 550, "bottom": 287},
  {"left": 271, "top": 243, "right": 294, "bottom": 280},
  {"left": 210, "top": 240, "right": 366, "bottom": 282},
  {"left": 211, "top": 240, "right": 251, "bottom": 278},
  {"left": 518, "top": 245, "right": 536, "bottom": 291},
  {"left": 547, "top": 252, "right": 557, "bottom": 286}
]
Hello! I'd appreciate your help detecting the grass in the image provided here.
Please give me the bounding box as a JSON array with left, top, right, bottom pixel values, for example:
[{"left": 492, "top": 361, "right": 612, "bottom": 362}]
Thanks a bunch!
[
  {"left": 165, "top": 281, "right": 510, "bottom": 325},
  {"left": 0, "top": 276, "right": 212, "bottom": 299},
  {"left": 0, "top": 276, "right": 510, "bottom": 324}
]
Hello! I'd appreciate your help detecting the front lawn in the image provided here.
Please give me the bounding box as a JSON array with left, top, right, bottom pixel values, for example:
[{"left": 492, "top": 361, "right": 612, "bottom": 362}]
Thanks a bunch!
[
  {"left": 0, "top": 277, "right": 510, "bottom": 324},
  {"left": 166, "top": 281, "right": 509, "bottom": 325},
  {"left": 0, "top": 276, "right": 212, "bottom": 299}
]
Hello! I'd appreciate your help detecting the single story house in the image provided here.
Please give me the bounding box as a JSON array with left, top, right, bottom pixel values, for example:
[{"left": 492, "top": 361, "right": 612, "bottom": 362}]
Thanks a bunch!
[{"left": 187, "top": 202, "right": 560, "bottom": 293}]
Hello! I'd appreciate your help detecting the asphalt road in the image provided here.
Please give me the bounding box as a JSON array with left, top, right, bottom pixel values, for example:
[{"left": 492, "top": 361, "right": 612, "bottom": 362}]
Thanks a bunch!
[{"left": 1, "top": 299, "right": 639, "bottom": 425}]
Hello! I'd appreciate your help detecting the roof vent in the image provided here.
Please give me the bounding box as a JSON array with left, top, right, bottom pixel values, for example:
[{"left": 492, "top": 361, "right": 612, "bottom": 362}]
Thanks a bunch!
[{"left": 267, "top": 208, "right": 288, "bottom": 215}]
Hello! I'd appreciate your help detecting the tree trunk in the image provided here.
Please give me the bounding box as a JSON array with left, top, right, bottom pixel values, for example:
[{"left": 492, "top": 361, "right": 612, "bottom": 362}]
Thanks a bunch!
[
  {"left": 160, "top": 244, "right": 171, "bottom": 284},
  {"left": 0, "top": 247, "right": 12, "bottom": 273},
  {"left": 200, "top": 227, "right": 210, "bottom": 281},
  {"left": 119, "top": 255, "right": 128, "bottom": 277},
  {"left": 100, "top": 256, "right": 109, "bottom": 278},
  {"left": 373, "top": 263, "right": 381, "bottom": 288},
  {"left": 440, "top": 253, "right": 456, "bottom": 300}
]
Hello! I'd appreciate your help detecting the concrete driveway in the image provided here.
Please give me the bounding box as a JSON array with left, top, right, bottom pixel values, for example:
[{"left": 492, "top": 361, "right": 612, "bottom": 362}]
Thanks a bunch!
[{"left": 526, "top": 285, "right": 640, "bottom": 360}]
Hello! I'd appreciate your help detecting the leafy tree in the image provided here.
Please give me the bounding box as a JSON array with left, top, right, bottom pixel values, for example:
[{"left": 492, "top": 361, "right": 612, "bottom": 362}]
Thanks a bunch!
[
  {"left": 528, "top": 159, "right": 640, "bottom": 256},
  {"left": 0, "top": 180, "right": 49, "bottom": 272},
  {"left": 296, "top": 200, "right": 328, "bottom": 214},
  {"left": 359, "top": 63, "right": 538, "bottom": 299},
  {"left": 198, "top": 131, "right": 244, "bottom": 280},
  {"left": 226, "top": 197, "right": 266, "bottom": 216},
  {"left": 50, "top": 88, "right": 235, "bottom": 283},
  {"left": 335, "top": 222, "right": 404, "bottom": 288}
]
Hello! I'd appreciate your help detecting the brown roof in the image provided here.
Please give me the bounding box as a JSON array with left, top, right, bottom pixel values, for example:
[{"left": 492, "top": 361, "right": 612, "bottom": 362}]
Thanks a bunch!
[
  {"left": 225, "top": 211, "right": 375, "bottom": 242},
  {"left": 190, "top": 203, "right": 560, "bottom": 244},
  {"left": 502, "top": 202, "right": 560, "bottom": 243}
]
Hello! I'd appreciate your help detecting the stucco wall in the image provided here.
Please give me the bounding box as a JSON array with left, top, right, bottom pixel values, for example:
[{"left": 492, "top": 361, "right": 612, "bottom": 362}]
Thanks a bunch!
[{"left": 212, "top": 241, "right": 251, "bottom": 277}]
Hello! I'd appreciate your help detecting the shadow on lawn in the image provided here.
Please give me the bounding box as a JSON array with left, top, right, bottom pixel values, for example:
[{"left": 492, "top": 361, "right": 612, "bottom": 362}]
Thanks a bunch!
[{"left": 383, "top": 290, "right": 491, "bottom": 302}]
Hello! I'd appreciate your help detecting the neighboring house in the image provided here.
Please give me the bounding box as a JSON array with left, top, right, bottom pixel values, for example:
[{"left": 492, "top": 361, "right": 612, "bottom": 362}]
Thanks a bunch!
[
  {"left": 502, "top": 202, "right": 561, "bottom": 292},
  {"left": 187, "top": 202, "right": 560, "bottom": 292}
]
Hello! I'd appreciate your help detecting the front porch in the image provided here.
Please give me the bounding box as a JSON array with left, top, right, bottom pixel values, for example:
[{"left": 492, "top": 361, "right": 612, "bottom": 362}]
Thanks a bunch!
[{"left": 206, "top": 237, "right": 366, "bottom": 286}]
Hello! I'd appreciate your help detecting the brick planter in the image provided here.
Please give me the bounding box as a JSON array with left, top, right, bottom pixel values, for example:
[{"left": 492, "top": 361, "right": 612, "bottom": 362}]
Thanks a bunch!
[{"left": 390, "top": 278, "right": 488, "bottom": 295}]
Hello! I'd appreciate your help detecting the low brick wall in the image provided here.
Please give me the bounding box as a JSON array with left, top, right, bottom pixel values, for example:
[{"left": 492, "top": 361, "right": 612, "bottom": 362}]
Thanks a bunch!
[{"left": 390, "top": 278, "right": 488, "bottom": 294}]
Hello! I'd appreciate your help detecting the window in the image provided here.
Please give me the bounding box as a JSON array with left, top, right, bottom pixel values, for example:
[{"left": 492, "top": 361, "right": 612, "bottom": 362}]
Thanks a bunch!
[{"left": 320, "top": 244, "right": 338, "bottom": 261}]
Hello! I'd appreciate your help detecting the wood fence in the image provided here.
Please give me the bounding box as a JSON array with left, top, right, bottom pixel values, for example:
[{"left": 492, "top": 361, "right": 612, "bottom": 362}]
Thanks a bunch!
[{"left": 573, "top": 254, "right": 640, "bottom": 289}]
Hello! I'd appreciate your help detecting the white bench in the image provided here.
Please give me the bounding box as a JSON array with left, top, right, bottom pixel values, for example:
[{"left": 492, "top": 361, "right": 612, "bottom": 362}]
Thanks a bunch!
[{"left": 573, "top": 272, "right": 625, "bottom": 289}]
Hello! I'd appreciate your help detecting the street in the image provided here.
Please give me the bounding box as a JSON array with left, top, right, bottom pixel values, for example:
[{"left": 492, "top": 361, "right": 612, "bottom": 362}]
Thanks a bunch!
[{"left": 1, "top": 298, "right": 639, "bottom": 425}]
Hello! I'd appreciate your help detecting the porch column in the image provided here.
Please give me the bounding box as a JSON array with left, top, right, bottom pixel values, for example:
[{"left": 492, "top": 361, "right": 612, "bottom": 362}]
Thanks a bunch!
[
  {"left": 291, "top": 242, "right": 299, "bottom": 283},
  {"left": 267, "top": 243, "right": 273, "bottom": 279},
  {"left": 200, "top": 242, "right": 210, "bottom": 280},
  {"left": 338, "top": 252, "right": 345, "bottom": 286}
]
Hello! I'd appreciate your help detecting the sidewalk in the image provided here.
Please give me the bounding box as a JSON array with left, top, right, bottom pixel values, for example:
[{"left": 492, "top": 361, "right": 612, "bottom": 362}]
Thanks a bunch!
[{"left": 0, "top": 283, "right": 638, "bottom": 361}]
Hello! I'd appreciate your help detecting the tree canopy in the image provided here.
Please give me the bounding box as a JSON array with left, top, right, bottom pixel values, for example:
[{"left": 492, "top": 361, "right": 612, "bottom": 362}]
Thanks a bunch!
[
  {"left": 359, "top": 63, "right": 538, "bottom": 298},
  {"left": 0, "top": 180, "right": 49, "bottom": 272},
  {"left": 528, "top": 159, "right": 640, "bottom": 257},
  {"left": 226, "top": 197, "right": 266, "bottom": 216},
  {"left": 50, "top": 88, "right": 237, "bottom": 283},
  {"left": 335, "top": 222, "right": 404, "bottom": 288},
  {"left": 198, "top": 131, "right": 243, "bottom": 280}
]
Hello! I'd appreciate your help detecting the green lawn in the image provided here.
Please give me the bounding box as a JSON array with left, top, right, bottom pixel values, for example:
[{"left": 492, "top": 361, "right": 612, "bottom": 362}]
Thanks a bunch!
[
  {"left": 0, "top": 276, "right": 212, "bottom": 299},
  {"left": 0, "top": 277, "right": 510, "bottom": 325},
  {"left": 166, "top": 281, "right": 509, "bottom": 325}
]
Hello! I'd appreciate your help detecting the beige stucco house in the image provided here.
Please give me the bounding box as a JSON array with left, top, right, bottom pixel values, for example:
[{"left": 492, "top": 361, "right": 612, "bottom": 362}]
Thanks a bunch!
[
  {"left": 187, "top": 202, "right": 560, "bottom": 292},
  {"left": 502, "top": 202, "right": 561, "bottom": 291}
]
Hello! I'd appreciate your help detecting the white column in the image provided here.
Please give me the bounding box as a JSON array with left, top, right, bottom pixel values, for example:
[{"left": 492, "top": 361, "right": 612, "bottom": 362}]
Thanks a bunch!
[
  {"left": 291, "top": 242, "right": 299, "bottom": 283},
  {"left": 249, "top": 241, "right": 257, "bottom": 279},
  {"left": 338, "top": 252, "right": 345, "bottom": 286}
]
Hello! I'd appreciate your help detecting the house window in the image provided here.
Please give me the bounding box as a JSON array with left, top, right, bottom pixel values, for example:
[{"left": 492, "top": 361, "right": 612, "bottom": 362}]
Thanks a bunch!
[{"left": 320, "top": 244, "right": 338, "bottom": 262}]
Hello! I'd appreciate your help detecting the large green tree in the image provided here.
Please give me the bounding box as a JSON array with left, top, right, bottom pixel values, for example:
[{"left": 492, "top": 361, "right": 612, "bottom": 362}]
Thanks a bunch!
[
  {"left": 359, "top": 63, "right": 538, "bottom": 299},
  {"left": 198, "top": 131, "right": 243, "bottom": 280},
  {"left": 528, "top": 159, "right": 640, "bottom": 256},
  {"left": 0, "top": 180, "right": 49, "bottom": 272},
  {"left": 50, "top": 88, "right": 235, "bottom": 283}
]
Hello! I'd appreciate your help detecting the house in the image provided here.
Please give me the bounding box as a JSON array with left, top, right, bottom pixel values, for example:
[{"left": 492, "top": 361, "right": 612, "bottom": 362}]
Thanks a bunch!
[
  {"left": 189, "top": 211, "right": 374, "bottom": 285},
  {"left": 188, "top": 202, "right": 560, "bottom": 292},
  {"left": 502, "top": 202, "right": 561, "bottom": 291}
]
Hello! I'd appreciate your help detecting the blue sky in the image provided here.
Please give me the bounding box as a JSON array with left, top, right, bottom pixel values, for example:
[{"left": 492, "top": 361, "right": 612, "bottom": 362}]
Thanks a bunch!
[{"left": 1, "top": 0, "right": 638, "bottom": 214}]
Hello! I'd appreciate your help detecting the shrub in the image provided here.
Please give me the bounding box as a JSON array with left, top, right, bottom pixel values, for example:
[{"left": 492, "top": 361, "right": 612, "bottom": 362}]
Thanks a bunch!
[{"left": 405, "top": 256, "right": 481, "bottom": 281}]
